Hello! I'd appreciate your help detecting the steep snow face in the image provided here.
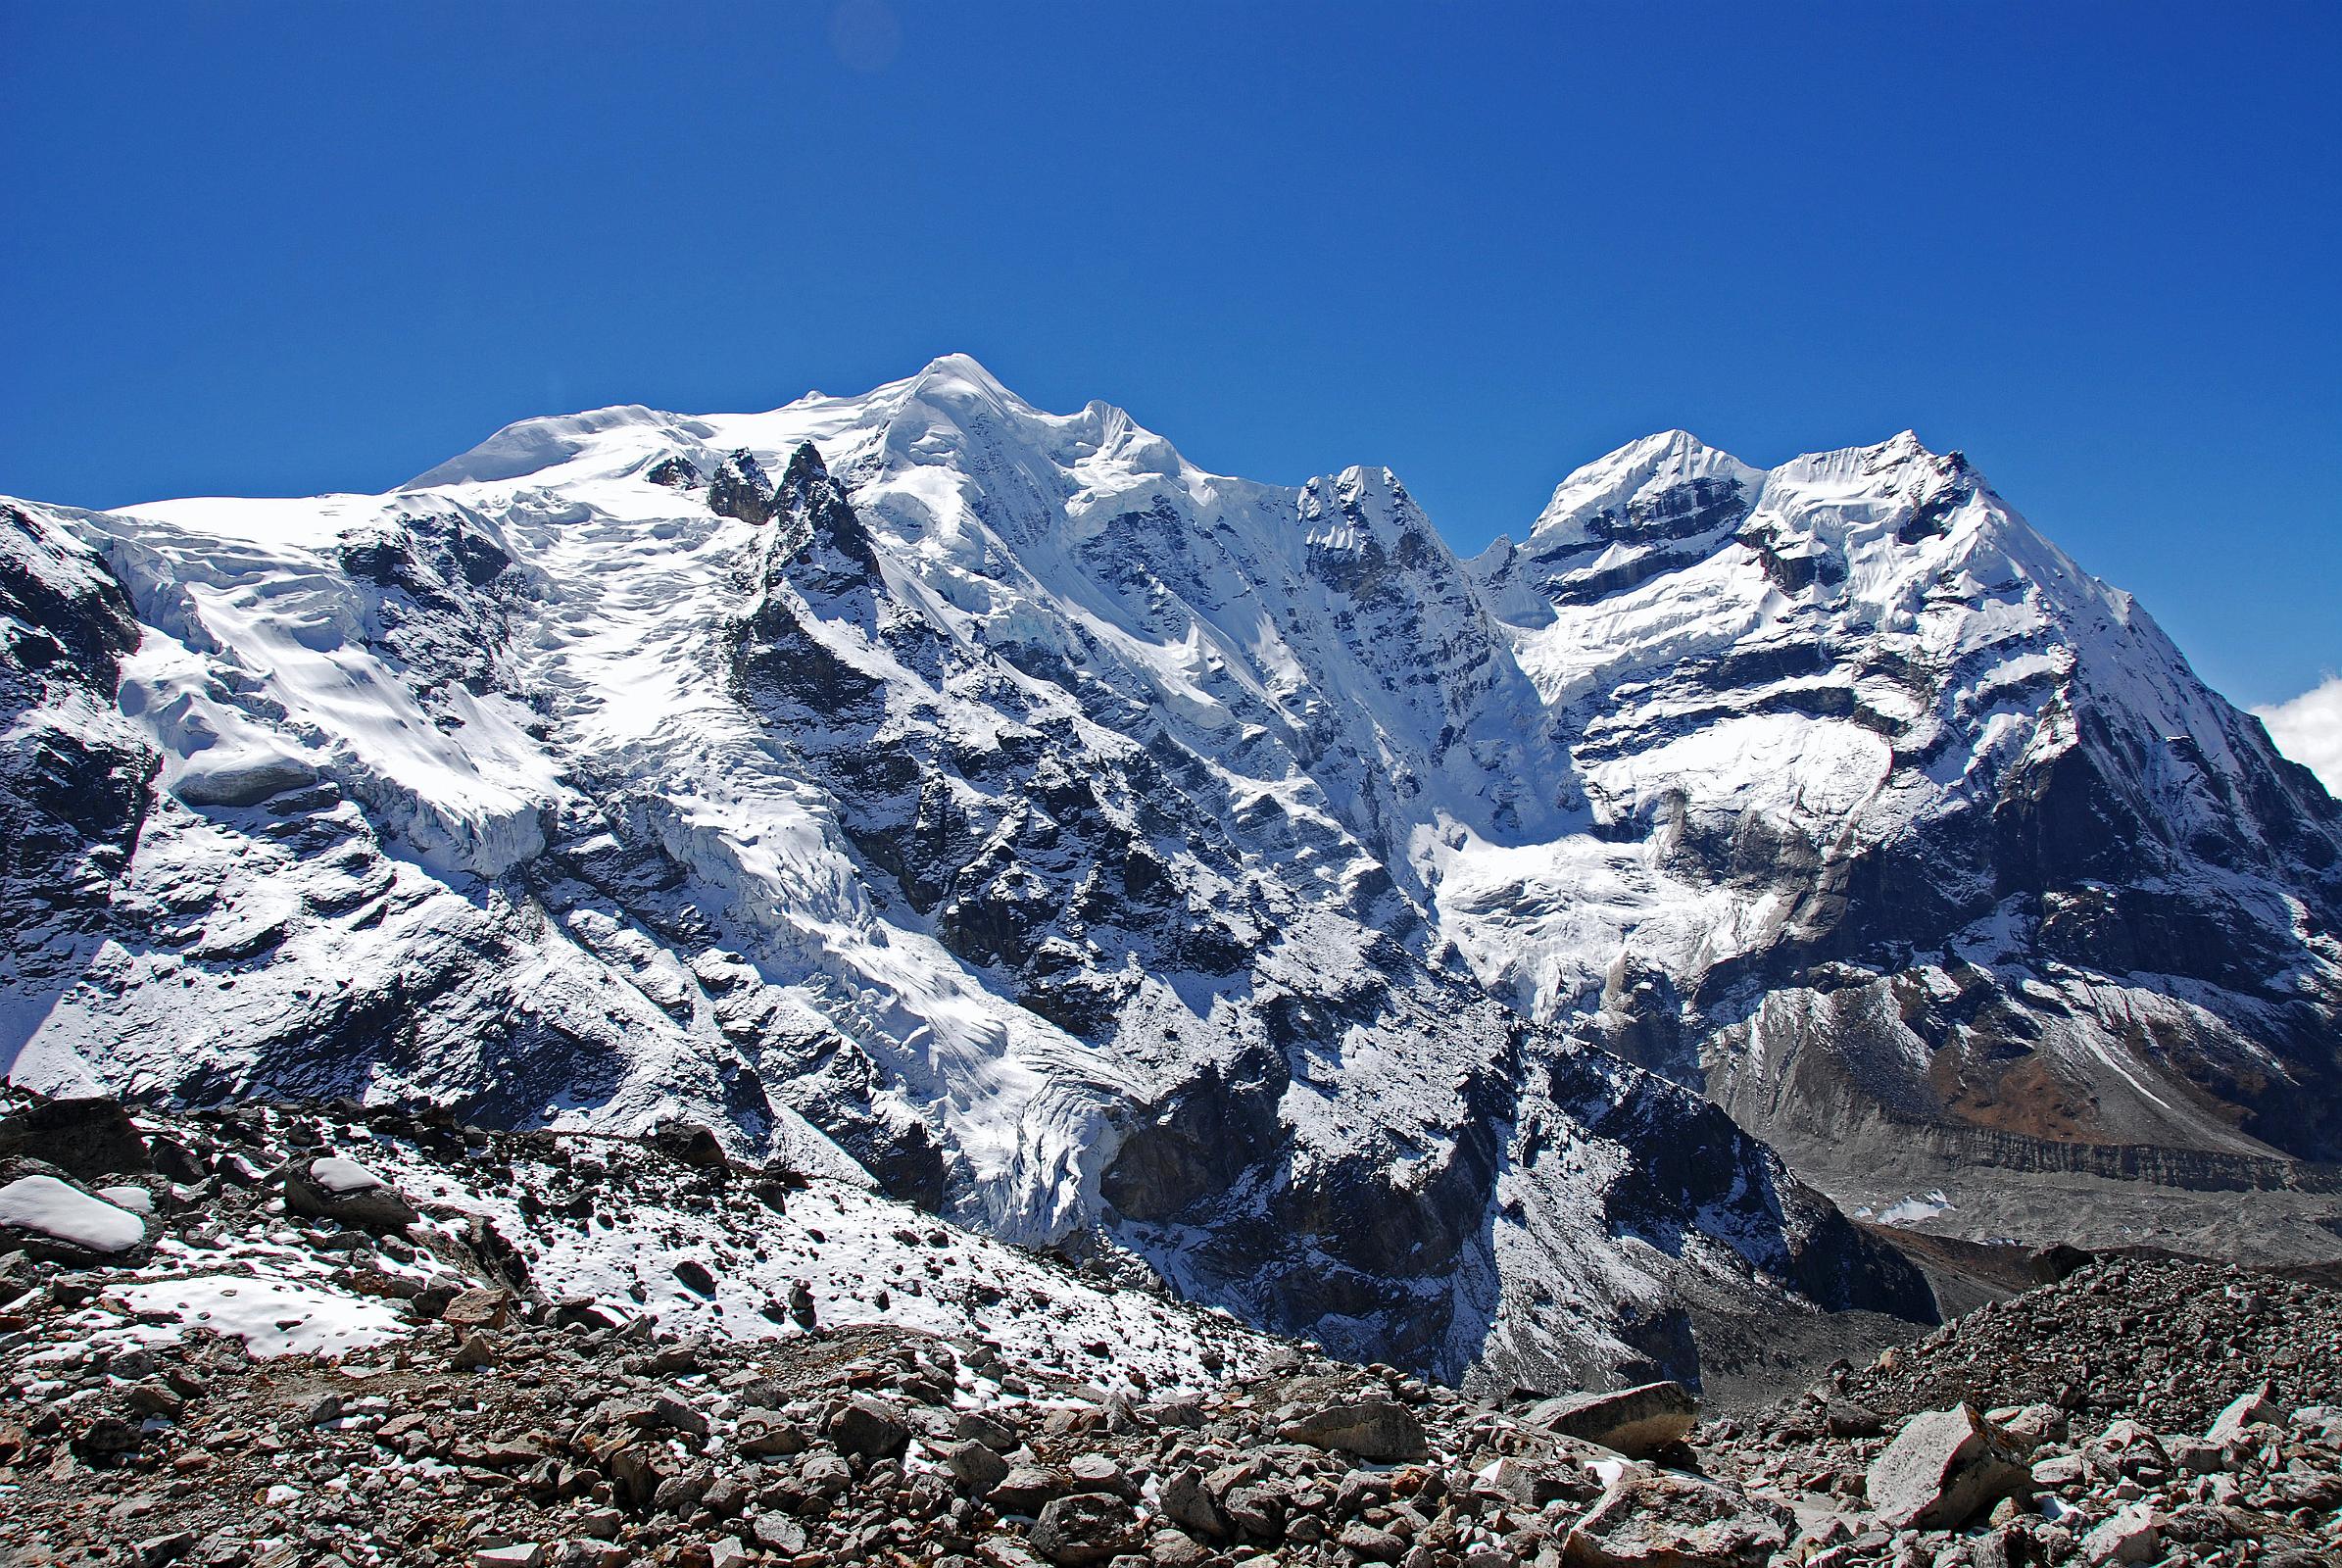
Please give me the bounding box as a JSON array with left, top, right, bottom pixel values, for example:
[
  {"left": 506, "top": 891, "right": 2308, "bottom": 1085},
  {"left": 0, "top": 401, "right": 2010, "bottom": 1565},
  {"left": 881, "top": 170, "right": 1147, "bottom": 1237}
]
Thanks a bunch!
[{"left": 2, "top": 355, "right": 2332, "bottom": 1385}]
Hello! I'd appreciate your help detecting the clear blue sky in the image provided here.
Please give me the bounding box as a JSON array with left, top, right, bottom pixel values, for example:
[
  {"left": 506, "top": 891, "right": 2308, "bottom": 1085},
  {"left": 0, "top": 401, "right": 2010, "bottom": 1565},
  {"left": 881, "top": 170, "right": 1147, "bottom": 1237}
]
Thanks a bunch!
[{"left": 3, "top": 2, "right": 2334, "bottom": 707}]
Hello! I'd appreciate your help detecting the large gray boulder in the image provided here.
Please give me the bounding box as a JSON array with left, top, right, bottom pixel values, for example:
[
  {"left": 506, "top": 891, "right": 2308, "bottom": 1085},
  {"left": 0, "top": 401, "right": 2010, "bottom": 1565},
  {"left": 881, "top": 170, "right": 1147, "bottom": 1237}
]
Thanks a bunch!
[
  {"left": 1276, "top": 1398, "right": 1429, "bottom": 1460},
  {"left": 824, "top": 1396, "right": 909, "bottom": 1459},
  {"left": 2207, "top": 1382, "right": 2284, "bottom": 1443},
  {"left": 1529, "top": 1381, "right": 1699, "bottom": 1456},
  {"left": 282, "top": 1154, "right": 418, "bottom": 1232},
  {"left": 1563, "top": 1467, "right": 1792, "bottom": 1567},
  {"left": 0, "top": 1098, "right": 150, "bottom": 1180},
  {"left": 939, "top": 1438, "right": 1009, "bottom": 1495},
  {"left": 1157, "top": 1466, "right": 1226, "bottom": 1538},
  {"left": 2080, "top": 1502, "right": 2166, "bottom": 1566},
  {"left": 1866, "top": 1404, "right": 2031, "bottom": 1530},
  {"left": 1028, "top": 1493, "right": 1143, "bottom": 1566}
]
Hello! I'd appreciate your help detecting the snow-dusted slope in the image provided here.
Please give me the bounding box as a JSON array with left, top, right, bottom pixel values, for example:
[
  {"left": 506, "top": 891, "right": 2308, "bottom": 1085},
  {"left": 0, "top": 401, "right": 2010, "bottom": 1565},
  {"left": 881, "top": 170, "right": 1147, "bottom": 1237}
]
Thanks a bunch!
[{"left": 4, "top": 355, "right": 2335, "bottom": 1385}]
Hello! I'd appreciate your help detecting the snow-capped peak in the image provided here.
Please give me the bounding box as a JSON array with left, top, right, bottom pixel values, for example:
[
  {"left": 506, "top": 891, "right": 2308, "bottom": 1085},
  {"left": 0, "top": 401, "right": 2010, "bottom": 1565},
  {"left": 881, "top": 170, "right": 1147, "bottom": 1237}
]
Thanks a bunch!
[
  {"left": 900, "top": 350, "right": 1026, "bottom": 410},
  {"left": 1529, "top": 428, "right": 1762, "bottom": 544},
  {"left": 403, "top": 404, "right": 716, "bottom": 490}
]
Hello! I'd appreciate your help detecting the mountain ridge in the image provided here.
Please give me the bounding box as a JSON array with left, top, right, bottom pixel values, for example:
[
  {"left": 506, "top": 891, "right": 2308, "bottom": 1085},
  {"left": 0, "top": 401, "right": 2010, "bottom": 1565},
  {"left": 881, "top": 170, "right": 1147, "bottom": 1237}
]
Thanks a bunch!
[{"left": 3, "top": 354, "right": 2336, "bottom": 1392}]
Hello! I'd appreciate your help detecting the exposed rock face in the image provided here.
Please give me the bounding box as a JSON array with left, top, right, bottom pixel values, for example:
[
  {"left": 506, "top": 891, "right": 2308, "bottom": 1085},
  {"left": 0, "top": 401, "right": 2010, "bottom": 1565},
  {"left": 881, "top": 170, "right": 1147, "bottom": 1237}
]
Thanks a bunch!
[
  {"left": 1463, "top": 432, "right": 2342, "bottom": 1198},
  {"left": 0, "top": 504, "right": 155, "bottom": 995},
  {"left": 705, "top": 448, "right": 774, "bottom": 523},
  {"left": 2, "top": 356, "right": 2334, "bottom": 1392}
]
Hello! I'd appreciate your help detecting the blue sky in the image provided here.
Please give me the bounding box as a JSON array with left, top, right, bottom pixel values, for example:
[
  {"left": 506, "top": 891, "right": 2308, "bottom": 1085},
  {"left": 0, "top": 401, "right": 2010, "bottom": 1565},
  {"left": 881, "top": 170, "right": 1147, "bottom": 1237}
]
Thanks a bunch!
[{"left": 2, "top": 1, "right": 2334, "bottom": 708}]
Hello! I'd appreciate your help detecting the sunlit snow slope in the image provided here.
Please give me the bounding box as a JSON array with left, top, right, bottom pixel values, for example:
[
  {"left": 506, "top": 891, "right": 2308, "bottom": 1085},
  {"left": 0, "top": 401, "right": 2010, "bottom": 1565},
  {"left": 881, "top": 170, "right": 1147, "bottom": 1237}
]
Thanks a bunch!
[{"left": 5, "top": 356, "right": 2336, "bottom": 1385}]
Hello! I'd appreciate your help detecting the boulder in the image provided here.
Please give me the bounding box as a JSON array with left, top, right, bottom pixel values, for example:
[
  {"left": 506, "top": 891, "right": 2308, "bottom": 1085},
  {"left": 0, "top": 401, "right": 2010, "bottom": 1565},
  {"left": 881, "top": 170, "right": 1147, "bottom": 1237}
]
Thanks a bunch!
[
  {"left": 2086, "top": 1418, "right": 2169, "bottom": 1478},
  {"left": 1478, "top": 1452, "right": 1602, "bottom": 1507},
  {"left": 1147, "top": 1530, "right": 1211, "bottom": 1568},
  {"left": 1823, "top": 1400, "right": 1884, "bottom": 1439},
  {"left": 1529, "top": 1382, "right": 1698, "bottom": 1457},
  {"left": 1866, "top": 1405, "right": 2031, "bottom": 1530},
  {"left": 2207, "top": 1382, "right": 2284, "bottom": 1443},
  {"left": 0, "top": 1097, "right": 150, "bottom": 1179},
  {"left": 1985, "top": 1403, "right": 2066, "bottom": 1451},
  {"left": 135, "top": 1533, "right": 194, "bottom": 1567},
  {"left": 440, "top": 1288, "right": 513, "bottom": 1330},
  {"left": 1218, "top": 1480, "right": 1286, "bottom": 1539},
  {"left": 2030, "top": 1452, "right": 2088, "bottom": 1488},
  {"left": 550, "top": 1298, "right": 618, "bottom": 1332},
  {"left": 825, "top": 1396, "right": 909, "bottom": 1458},
  {"left": 1338, "top": 1523, "right": 1407, "bottom": 1563},
  {"left": 606, "top": 1442, "right": 681, "bottom": 1509},
  {"left": 473, "top": 1546, "right": 544, "bottom": 1568},
  {"left": 750, "top": 1513, "right": 806, "bottom": 1554},
  {"left": 2170, "top": 1437, "right": 2225, "bottom": 1475},
  {"left": 145, "top": 1135, "right": 208, "bottom": 1185},
  {"left": 1067, "top": 1452, "right": 1137, "bottom": 1500},
  {"left": 282, "top": 1155, "right": 418, "bottom": 1232},
  {"left": 2080, "top": 1502, "right": 2164, "bottom": 1565},
  {"left": 954, "top": 1409, "right": 1018, "bottom": 1449},
  {"left": 734, "top": 1409, "right": 810, "bottom": 1457},
  {"left": 1276, "top": 1398, "right": 1429, "bottom": 1460},
  {"left": 1563, "top": 1468, "right": 1792, "bottom": 1567},
  {"left": 650, "top": 1470, "right": 707, "bottom": 1514},
  {"left": 646, "top": 1389, "right": 708, "bottom": 1438},
  {"left": 798, "top": 1453, "right": 852, "bottom": 1498},
  {"left": 0, "top": 1173, "right": 147, "bottom": 1262},
  {"left": 941, "top": 1438, "right": 1011, "bottom": 1494},
  {"left": 651, "top": 1121, "right": 728, "bottom": 1169},
  {"left": 1027, "top": 1493, "right": 1143, "bottom": 1567},
  {"left": 1158, "top": 1466, "right": 1225, "bottom": 1538},
  {"left": 992, "top": 1464, "right": 1074, "bottom": 1515}
]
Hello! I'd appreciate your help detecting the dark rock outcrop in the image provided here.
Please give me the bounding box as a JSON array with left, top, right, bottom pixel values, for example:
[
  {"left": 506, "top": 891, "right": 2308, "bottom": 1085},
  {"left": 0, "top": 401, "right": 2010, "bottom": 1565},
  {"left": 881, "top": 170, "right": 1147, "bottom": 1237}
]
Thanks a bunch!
[{"left": 707, "top": 449, "right": 775, "bottom": 523}]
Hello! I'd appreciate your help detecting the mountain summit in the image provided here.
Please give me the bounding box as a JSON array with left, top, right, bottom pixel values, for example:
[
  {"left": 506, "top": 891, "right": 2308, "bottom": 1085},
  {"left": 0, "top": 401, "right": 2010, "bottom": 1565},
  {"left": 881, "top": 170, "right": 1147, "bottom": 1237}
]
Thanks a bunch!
[{"left": 3, "top": 357, "right": 2335, "bottom": 1390}]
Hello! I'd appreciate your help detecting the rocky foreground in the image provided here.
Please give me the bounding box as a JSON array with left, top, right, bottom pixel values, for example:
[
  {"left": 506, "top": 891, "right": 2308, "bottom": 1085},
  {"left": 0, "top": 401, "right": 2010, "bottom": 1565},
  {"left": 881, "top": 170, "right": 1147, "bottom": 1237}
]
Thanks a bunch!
[{"left": 1, "top": 1093, "right": 2337, "bottom": 1568}]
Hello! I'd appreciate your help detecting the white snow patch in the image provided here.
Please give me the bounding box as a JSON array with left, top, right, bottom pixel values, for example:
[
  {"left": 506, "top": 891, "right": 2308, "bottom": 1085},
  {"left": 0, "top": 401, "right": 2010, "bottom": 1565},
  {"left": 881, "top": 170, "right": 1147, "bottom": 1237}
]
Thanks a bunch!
[
  {"left": 98, "top": 1185, "right": 155, "bottom": 1214},
  {"left": 108, "top": 1272, "right": 413, "bottom": 1358},
  {"left": 307, "top": 1156, "right": 386, "bottom": 1195},
  {"left": 0, "top": 1175, "right": 147, "bottom": 1252},
  {"left": 1859, "top": 1190, "right": 1954, "bottom": 1227}
]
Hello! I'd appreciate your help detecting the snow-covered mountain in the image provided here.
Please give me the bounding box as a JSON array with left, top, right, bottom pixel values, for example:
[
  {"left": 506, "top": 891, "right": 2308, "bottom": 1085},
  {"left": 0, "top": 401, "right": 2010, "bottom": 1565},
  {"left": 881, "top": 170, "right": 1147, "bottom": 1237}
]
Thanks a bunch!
[
  {"left": 1460, "top": 426, "right": 2342, "bottom": 1188},
  {"left": 5, "top": 355, "right": 2336, "bottom": 1387}
]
